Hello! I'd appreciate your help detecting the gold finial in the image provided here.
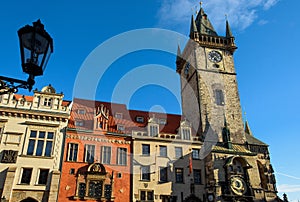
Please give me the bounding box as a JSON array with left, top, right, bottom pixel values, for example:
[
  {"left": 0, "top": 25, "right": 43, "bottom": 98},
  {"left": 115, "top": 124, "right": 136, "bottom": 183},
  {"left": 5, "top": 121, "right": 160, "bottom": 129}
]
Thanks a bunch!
[{"left": 200, "top": 1, "right": 203, "bottom": 8}]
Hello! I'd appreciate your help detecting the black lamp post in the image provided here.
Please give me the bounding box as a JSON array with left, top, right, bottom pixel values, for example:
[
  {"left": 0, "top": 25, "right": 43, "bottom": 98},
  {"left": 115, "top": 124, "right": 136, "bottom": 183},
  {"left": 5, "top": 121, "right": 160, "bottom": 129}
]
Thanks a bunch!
[{"left": 0, "top": 19, "right": 53, "bottom": 95}]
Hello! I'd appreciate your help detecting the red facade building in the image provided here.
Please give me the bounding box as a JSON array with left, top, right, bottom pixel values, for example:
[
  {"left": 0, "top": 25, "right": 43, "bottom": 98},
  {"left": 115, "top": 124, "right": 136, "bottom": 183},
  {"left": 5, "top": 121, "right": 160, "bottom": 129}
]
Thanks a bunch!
[{"left": 58, "top": 98, "right": 133, "bottom": 202}]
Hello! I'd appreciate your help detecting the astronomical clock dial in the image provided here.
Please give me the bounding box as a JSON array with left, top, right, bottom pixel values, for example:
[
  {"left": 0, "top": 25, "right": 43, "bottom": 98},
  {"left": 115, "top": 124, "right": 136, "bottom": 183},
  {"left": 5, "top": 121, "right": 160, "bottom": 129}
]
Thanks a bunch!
[
  {"left": 208, "top": 50, "right": 222, "bottom": 63},
  {"left": 230, "top": 176, "right": 247, "bottom": 196}
]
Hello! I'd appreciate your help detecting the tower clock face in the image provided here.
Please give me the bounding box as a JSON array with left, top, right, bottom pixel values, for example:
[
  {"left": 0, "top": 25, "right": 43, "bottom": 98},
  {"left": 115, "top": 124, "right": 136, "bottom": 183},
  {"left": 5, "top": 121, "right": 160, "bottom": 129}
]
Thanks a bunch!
[
  {"left": 230, "top": 176, "right": 247, "bottom": 196},
  {"left": 208, "top": 50, "right": 222, "bottom": 63}
]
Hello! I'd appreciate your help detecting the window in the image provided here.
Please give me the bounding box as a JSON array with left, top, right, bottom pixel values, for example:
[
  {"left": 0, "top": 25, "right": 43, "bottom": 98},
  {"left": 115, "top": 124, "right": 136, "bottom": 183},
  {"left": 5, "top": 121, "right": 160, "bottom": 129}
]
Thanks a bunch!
[
  {"left": 159, "top": 167, "right": 168, "bottom": 182},
  {"left": 117, "top": 172, "right": 122, "bottom": 178},
  {"left": 192, "top": 149, "right": 200, "bottom": 159},
  {"left": 78, "top": 183, "right": 86, "bottom": 198},
  {"left": 142, "top": 144, "right": 150, "bottom": 156},
  {"left": 159, "top": 118, "right": 167, "bottom": 125},
  {"left": 115, "top": 113, "right": 123, "bottom": 119},
  {"left": 182, "top": 128, "right": 191, "bottom": 140},
  {"left": 67, "top": 143, "right": 78, "bottom": 161},
  {"left": 77, "top": 109, "right": 86, "bottom": 114},
  {"left": 215, "top": 89, "right": 225, "bottom": 106},
  {"left": 136, "top": 116, "right": 144, "bottom": 123},
  {"left": 117, "top": 148, "right": 127, "bottom": 165},
  {"left": 193, "top": 169, "right": 201, "bottom": 184},
  {"left": 175, "top": 168, "right": 184, "bottom": 183},
  {"left": 84, "top": 144, "right": 95, "bottom": 163},
  {"left": 70, "top": 168, "right": 75, "bottom": 175},
  {"left": 43, "top": 98, "right": 52, "bottom": 107},
  {"left": 101, "top": 146, "right": 111, "bottom": 164},
  {"left": 38, "top": 169, "right": 49, "bottom": 185},
  {"left": 104, "top": 184, "right": 112, "bottom": 199},
  {"left": 88, "top": 181, "right": 103, "bottom": 198},
  {"left": 75, "top": 120, "right": 84, "bottom": 127},
  {"left": 149, "top": 125, "right": 158, "bottom": 136},
  {"left": 159, "top": 145, "right": 167, "bottom": 157},
  {"left": 117, "top": 124, "right": 125, "bottom": 131},
  {"left": 141, "top": 165, "right": 150, "bottom": 181},
  {"left": 20, "top": 168, "right": 32, "bottom": 184},
  {"left": 140, "top": 190, "right": 154, "bottom": 201},
  {"left": 27, "top": 130, "right": 54, "bottom": 157},
  {"left": 175, "top": 147, "right": 183, "bottom": 158}
]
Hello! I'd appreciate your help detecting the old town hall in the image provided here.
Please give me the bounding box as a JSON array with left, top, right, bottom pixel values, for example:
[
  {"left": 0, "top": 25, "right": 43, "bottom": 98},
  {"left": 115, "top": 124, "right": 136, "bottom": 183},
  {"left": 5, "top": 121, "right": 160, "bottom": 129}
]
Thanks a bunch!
[{"left": 0, "top": 5, "right": 281, "bottom": 202}]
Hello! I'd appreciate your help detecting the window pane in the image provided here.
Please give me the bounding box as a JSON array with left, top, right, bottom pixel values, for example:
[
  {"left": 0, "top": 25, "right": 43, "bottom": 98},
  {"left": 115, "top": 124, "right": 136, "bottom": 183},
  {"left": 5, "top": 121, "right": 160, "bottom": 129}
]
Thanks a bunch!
[
  {"left": 45, "top": 141, "right": 52, "bottom": 157},
  {"left": 27, "top": 139, "right": 35, "bottom": 155},
  {"left": 118, "top": 148, "right": 127, "bottom": 165},
  {"left": 39, "top": 131, "right": 46, "bottom": 138},
  {"left": 192, "top": 149, "right": 200, "bottom": 159},
  {"left": 193, "top": 169, "right": 201, "bottom": 184},
  {"left": 21, "top": 168, "right": 32, "bottom": 184},
  {"left": 78, "top": 183, "right": 86, "bottom": 198},
  {"left": 30, "top": 131, "right": 37, "bottom": 138},
  {"left": 147, "top": 191, "right": 154, "bottom": 200},
  {"left": 38, "top": 169, "right": 49, "bottom": 184},
  {"left": 159, "top": 146, "right": 167, "bottom": 157},
  {"left": 104, "top": 184, "right": 112, "bottom": 199},
  {"left": 36, "top": 140, "right": 44, "bottom": 156},
  {"left": 142, "top": 144, "right": 150, "bottom": 155},
  {"left": 175, "top": 168, "right": 183, "bottom": 183},
  {"left": 175, "top": 147, "right": 182, "bottom": 158},
  {"left": 160, "top": 167, "right": 167, "bottom": 182},
  {"left": 47, "top": 132, "right": 54, "bottom": 139},
  {"left": 140, "top": 191, "right": 146, "bottom": 200}
]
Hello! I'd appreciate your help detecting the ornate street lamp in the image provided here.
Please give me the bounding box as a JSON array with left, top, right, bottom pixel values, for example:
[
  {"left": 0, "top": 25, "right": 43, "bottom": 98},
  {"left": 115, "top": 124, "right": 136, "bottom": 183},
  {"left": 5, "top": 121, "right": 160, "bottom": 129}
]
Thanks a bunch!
[{"left": 0, "top": 19, "right": 53, "bottom": 95}]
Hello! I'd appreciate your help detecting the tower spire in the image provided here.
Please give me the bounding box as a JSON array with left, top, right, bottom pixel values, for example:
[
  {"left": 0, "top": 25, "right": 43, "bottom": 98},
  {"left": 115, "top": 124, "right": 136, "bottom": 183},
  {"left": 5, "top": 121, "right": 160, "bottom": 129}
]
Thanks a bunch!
[
  {"left": 194, "top": 6, "right": 218, "bottom": 36},
  {"left": 189, "top": 15, "right": 198, "bottom": 39},
  {"left": 226, "top": 18, "right": 234, "bottom": 38}
]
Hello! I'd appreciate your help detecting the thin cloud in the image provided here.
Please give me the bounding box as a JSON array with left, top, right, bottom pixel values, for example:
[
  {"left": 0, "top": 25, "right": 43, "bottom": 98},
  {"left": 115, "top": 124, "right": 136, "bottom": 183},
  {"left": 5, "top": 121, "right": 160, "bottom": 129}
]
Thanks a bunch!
[
  {"left": 276, "top": 172, "right": 300, "bottom": 180},
  {"left": 277, "top": 184, "right": 300, "bottom": 193},
  {"left": 156, "top": 0, "right": 279, "bottom": 34}
]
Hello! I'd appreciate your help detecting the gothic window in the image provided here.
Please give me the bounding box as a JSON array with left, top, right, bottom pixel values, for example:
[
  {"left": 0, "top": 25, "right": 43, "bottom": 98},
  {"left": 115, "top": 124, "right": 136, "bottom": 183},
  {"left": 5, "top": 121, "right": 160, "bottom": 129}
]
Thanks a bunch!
[
  {"left": 117, "top": 147, "right": 127, "bottom": 165},
  {"left": 101, "top": 146, "right": 111, "bottom": 164},
  {"left": 214, "top": 89, "right": 225, "bottom": 106},
  {"left": 84, "top": 144, "right": 95, "bottom": 163},
  {"left": 20, "top": 168, "right": 32, "bottom": 184},
  {"left": 38, "top": 169, "right": 49, "bottom": 185},
  {"left": 159, "top": 145, "right": 167, "bottom": 157},
  {"left": 142, "top": 144, "right": 150, "bottom": 156},
  {"left": 182, "top": 128, "right": 191, "bottom": 140},
  {"left": 193, "top": 169, "right": 201, "bottom": 184},
  {"left": 67, "top": 143, "right": 78, "bottom": 162},
  {"left": 175, "top": 147, "right": 183, "bottom": 159},
  {"left": 159, "top": 167, "right": 168, "bottom": 182},
  {"left": 88, "top": 181, "right": 103, "bottom": 198},
  {"left": 175, "top": 168, "right": 184, "bottom": 183},
  {"left": 78, "top": 183, "right": 86, "bottom": 198},
  {"left": 141, "top": 165, "right": 150, "bottom": 181},
  {"left": 27, "top": 131, "right": 54, "bottom": 157},
  {"left": 43, "top": 98, "right": 52, "bottom": 107},
  {"left": 192, "top": 149, "right": 200, "bottom": 159}
]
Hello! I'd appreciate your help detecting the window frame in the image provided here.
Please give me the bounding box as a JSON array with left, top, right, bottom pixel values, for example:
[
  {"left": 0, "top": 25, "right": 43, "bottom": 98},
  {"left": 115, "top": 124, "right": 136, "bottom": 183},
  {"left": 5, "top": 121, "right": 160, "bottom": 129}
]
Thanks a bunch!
[
  {"left": 117, "top": 147, "right": 127, "bottom": 166},
  {"left": 192, "top": 148, "right": 200, "bottom": 160},
  {"left": 141, "top": 165, "right": 151, "bottom": 181},
  {"left": 193, "top": 169, "right": 202, "bottom": 184},
  {"left": 101, "top": 146, "right": 111, "bottom": 164},
  {"left": 159, "top": 145, "right": 167, "bottom": 157},
  {"left": 37, "top": 168, "right": 49, "bottom": 185},
  {"left": 175, "top": 168, "right": 184, "bottom": 183},
  {"left": 20, "top": 167, "right": 33, "bottom": 185},
  {"left": 159, "top": 167, "right": 168, "bottom": 182},
  {"left": 26, "top": 130, "right": 54, "bottom": 157},
  {"left": 142, "top": 144, "right": 150, "bottom": 156},
  {"left": 175, "top": 147, "right": 183, "bottom": 159},
  {"left": 67, "top": 143, "right": 79, "bottom": 162},
  {"left": 84, "top": 144, "right": 95, "bottom": 163}
]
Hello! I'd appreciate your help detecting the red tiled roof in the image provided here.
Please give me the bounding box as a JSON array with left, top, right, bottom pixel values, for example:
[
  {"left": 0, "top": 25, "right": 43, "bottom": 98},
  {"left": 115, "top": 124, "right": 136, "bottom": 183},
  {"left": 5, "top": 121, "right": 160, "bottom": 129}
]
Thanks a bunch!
[{"left": 69, "top": 98, "right": 182, "bottom": 134}]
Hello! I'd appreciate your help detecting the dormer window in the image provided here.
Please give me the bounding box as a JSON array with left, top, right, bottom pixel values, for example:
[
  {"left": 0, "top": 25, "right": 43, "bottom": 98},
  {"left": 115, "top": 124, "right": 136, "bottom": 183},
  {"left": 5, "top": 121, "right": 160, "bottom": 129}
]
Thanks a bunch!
[
  {"left": 115, "top": 113, "right": 123, "bottom": 119},
  {"left": 78, "top": 109, "right": 86, "bottom": 114},
  {"left": 136, "top": 116, "right": 144, "bottom": 123},
  {"left": 75, "top": 120, "right": 84, "bottom": 127},
  {"left": 43, "top": 98, "right": 52, "bottom": 107},
  {"left": 117, "top": 124, "right": 125, "bottom": 131},
  {"left": 159, "top": 118, "right": 167, "bottom": 125},
  {"left": 149, "top": 124, "right": 159, "bottom": 137},
  {"left": 182, "top": 128, "right": 191, "bottom": 140}
]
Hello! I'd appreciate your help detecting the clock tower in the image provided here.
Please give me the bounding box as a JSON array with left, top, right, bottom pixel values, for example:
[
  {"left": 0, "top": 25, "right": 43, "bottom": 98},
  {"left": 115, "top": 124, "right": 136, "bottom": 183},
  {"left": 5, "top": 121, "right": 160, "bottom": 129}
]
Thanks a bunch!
[
  {"left": 177, "top": 7, "right": 245, "bottom": 144},
  {"left": 177, "top": 6, "right": 280, "bottom": 202}
]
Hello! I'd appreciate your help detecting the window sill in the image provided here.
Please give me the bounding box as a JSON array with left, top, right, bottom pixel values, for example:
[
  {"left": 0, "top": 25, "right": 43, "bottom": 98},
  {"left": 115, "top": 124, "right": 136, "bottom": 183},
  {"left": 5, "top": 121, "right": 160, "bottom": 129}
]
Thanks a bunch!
[
  {"left": 20, "top": 155, "right": 53, "bottom": 159},
  {"left": 140, "top": 179, "right": 151, "bottom": 182}
]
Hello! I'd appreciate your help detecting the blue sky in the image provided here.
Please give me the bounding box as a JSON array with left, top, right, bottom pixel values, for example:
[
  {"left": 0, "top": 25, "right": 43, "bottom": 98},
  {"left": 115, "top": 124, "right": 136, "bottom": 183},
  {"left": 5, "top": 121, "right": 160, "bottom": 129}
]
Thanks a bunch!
[{"left": 1, "top": 0, "right": 299, "bottom": 200}]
